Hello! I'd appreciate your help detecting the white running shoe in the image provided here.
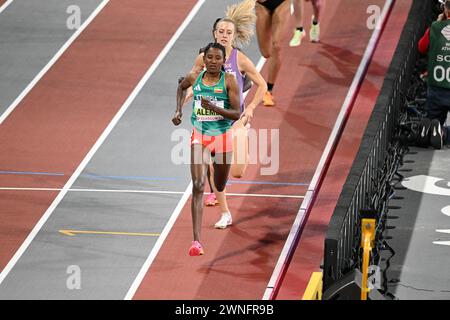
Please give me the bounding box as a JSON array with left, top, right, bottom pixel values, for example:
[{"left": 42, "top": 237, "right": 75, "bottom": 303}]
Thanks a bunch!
[{"left": 214, "top": 212, "right": 232, "bottom": 229}]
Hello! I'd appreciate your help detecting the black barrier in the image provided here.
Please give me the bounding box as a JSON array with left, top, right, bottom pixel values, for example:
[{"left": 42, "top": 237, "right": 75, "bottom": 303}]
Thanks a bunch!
[{"left": 322, "top": 0, "right": 434, "bottom": 293}]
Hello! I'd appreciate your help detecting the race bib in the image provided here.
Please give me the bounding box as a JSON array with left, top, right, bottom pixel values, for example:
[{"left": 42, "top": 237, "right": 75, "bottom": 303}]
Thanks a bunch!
[{"left": 194, "top": 99, "right": 225, "bottom": 122}]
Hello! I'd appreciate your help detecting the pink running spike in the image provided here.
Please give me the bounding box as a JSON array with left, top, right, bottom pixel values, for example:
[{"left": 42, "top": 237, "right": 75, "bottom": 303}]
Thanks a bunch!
[{"left": 189, "top": 241, "right": 204, "bottom": 256}]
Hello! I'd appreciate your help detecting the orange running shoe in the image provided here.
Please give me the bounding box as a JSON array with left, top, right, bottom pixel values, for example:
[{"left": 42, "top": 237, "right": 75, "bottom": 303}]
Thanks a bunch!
[
  {"left": 204, "top": 193, "right": 218, "bottom": 206},
  {"left": 189, "top": 241, "right": 204, "bottom": 256},
  {"left": 263, "top": 91, "right": 275, "bottom": 106}
]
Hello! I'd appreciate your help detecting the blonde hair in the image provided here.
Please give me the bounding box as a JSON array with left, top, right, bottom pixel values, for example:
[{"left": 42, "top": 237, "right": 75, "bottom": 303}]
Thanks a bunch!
[{"left": 221, "top": 0, "right": 256, "bottom": 47}]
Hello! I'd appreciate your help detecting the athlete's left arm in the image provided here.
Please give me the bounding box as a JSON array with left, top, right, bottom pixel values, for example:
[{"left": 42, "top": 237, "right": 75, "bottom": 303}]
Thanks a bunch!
[{"left": 201, "top": 73, "right": 240, "bottom": 121}]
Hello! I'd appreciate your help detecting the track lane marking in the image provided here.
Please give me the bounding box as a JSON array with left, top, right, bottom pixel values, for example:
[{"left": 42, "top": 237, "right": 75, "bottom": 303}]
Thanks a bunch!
[
  {"left": 0, "top": 169, "right": 309, "bottom": 186},
  {"left": 433, "top": 241, "right": 450, "bottom": 246},
  {"left": 59, "top": 229, "right": 160, "bottom": 237},
  {"left": 0, "top": 0, "right": 204, "bottom": 287},
  {"left": 0, "top": 0, "right": 110, "bottom": 125},
  {"left": 0, "top": 170, "right": 65, "bottom": 176},
  {"left": 126, "top": 53, "right": 268, "bottom": 300},
  {"left": 0, "top": 187, "right": 304, "bottom": 199},
  {"left": 0, "top": 0, "right": 13, "bottom": 14},
  {"left": 124, "top": 182, "right": 192, "bottom": 300},
  {"left": 262, "top": 0, "right": 396, "bottom": 300}
]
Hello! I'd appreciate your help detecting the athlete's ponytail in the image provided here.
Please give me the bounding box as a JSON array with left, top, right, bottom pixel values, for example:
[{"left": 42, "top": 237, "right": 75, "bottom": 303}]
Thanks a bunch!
[{"left": 222, "top": 0, "right": 256, "bottom": 47}]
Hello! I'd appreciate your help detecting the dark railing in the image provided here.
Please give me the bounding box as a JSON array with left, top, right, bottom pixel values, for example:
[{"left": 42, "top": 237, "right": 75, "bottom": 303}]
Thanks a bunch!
[{"left": 322, "top": 0, "right": 434, "bottom": 292}]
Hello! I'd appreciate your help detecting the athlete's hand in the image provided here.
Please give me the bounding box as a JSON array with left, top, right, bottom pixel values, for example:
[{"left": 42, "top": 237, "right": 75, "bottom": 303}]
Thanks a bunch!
[
  {"left": 172, "top": 111, "right": 182, "bottom": 126},
  {"left": 241, "top": 108, "right": 253, "bottom": 126},
  {"left": 201, "top": 97, "right": 215, "bottom": 111}
]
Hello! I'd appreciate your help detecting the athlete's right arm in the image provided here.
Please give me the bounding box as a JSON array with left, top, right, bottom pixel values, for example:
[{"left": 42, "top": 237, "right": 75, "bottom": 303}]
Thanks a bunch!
[
  {"left": 173, "top": 72, "right": 197, "bottom": 126},
  {"left": 183, "top": 53, "right": 206, "bottom": 104}
]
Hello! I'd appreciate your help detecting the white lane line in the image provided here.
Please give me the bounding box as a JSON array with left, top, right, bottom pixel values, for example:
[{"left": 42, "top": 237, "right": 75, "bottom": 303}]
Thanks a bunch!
[
  {"left": 0, "top": 0, "right": 110, "bottom": 125},
  {"left": 255, "top": 56, "right": 266, "bottom": 71},
  {"left": 124, "top": 182, "right": 192, "bottom": 300},
  {"left": 125, "top": 35, "right": 267, "bottom": 300},
  {"left": 0, "top": 0, "right": 13, "bottom": 14},
  {"left": 0, "top": 0, "right": 13, "bottom": 13},
  {"left": 0, "top": 187, "right": 185, "bottom": 194},
  {"left": 262, "top": 0, "right": 395, "bottom": 300},
  {"left": 433, "top": 241, "right": 450, "bottom": 246},
  {"left": 0, "top": 187, "right": 304, "bottom": 199},
  {"left": 0, "top": 0, "right": 204, "bottom": 287},
  {"left": 227, "top": 192, "right": 303, "bottom": 199}
]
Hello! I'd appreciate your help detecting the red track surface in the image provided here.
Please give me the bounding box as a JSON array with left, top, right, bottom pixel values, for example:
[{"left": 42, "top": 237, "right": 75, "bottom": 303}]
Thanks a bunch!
[
  {"left": 133, "top": 0, "right": 391, "bottom": 300},
  {"left": 0, "top": 1, "right": 7, "bottom": 8},
  {"left": 0, "top": 0, "right": 196, "bottom": 271},
  {"left": 275, "top": 0, "right": 413, "bottom": 299},
  {"left": 0, "top": 0, "right": 412, "bottom": 300}
]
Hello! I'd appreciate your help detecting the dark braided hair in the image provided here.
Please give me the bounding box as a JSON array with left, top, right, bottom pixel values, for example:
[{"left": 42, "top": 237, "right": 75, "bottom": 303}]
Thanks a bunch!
[{"left": 203, "top": 42, "right": 227, "bottom": 61}]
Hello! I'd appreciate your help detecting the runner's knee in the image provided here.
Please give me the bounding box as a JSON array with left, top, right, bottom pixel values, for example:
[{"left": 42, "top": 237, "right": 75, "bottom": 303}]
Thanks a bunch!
[
  {"left": 192, "top": 180, "right": 205, "bottom": 194},
  {"left": 271, "top": 41, "right": 282, "bottom": 56}
]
